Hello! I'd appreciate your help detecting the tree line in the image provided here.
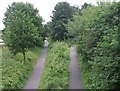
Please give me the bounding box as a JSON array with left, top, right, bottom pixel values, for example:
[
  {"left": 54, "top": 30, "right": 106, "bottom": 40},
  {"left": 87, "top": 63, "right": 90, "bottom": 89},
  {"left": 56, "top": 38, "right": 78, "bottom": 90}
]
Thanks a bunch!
[
  {"left": 2, "top": 1, "right": 77, "bottom": 63},
  {"left": 66, "top": 1, "right": 120, "bottom": 89},
  {"left": 2, "top": 1, "right": 120, "bottom": 89},
  {"left": 46, "top": 1, "right": 120, "bottom": 89}
]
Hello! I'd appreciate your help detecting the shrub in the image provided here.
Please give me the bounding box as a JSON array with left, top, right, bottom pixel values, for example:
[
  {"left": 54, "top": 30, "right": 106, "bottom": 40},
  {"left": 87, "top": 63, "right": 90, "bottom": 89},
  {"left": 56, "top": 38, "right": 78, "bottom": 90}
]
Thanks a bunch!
[
  {"left": 67, "top": 2, "right": 120, "bottom": 89},
  {"left": 1, "top": 47, "right": 41, "bottom": 89},
  {"left": 40, "top": 42, "right": 70, "bottom": 89}
]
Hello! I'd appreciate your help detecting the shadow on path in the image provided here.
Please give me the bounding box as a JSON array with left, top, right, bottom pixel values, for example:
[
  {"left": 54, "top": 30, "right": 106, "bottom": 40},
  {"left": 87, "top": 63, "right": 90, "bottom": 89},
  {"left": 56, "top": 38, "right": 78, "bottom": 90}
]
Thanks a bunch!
[{"left": 23, "top": 41, "right": 48, "bottom": 89}]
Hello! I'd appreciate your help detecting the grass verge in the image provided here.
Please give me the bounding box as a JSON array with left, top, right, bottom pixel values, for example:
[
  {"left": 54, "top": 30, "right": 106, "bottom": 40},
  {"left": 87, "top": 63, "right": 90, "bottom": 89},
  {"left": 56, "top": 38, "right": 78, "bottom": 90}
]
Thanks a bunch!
[
  {"left": 77, "top": 53, "right": 91, "bottom": 89},
  {"left": 1, "top": 46, "right": 41, "bottom": 89},
  {"left": 40, "top": 42, "right": 70, "bottom": 89}
]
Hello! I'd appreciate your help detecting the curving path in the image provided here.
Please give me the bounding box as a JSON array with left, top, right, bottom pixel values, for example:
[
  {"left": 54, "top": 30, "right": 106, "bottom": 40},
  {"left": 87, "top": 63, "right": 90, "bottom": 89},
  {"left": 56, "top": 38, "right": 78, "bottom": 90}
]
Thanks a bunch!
[
  {"left": 69, "top": 46, "right": 84, "bottom": 89},
  {"left": 23, "top": 41, "right": 48, "bottom": 90}
]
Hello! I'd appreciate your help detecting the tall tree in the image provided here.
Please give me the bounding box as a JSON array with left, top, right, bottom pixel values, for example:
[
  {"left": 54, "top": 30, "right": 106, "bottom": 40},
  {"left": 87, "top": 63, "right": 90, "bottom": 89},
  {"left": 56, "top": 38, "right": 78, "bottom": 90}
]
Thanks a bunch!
[
  {"left": 2, "top": 2, "right": 44, "bottom": 63},
  {"left": 51, "top": 2, "right": 73, "bottom": 41}
]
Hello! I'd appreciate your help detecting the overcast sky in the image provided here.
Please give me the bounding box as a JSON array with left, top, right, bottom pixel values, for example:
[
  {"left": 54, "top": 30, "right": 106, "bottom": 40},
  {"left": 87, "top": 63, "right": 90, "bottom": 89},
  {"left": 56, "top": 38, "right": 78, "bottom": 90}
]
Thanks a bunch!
[{"left": 0, "top": 0, "right": 119, "bottom": 30}]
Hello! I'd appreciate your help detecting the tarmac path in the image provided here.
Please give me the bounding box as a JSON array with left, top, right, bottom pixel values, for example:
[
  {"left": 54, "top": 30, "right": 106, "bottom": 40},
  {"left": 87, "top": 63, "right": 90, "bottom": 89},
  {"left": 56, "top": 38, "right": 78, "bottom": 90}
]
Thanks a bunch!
[
  {"left": 69, "top": 46, "right": 83, "bottom": 89},
  {"left": 23, "top": 41, "right": 48, "bottom": 90}
]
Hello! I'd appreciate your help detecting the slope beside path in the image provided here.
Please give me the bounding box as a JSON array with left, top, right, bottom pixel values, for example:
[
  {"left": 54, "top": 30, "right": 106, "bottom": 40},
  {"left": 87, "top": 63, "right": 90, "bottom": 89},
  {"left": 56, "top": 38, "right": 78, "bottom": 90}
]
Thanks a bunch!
[{"left": 23, "top": 41, "right": 48, "bottom": 89}]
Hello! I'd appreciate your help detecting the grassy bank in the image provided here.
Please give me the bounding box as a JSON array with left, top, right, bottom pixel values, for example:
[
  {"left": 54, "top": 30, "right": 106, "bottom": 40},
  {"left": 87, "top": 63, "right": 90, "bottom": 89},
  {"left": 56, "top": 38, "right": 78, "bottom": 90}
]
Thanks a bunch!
[
  {"left": 40, "top": 42, "right": 70, "bottom": 89},
  {"left": 77, "top": 54, "right": 90, "bottom": 89},
  {"left": 1, "top": 46, "right": 41, "bottom": 89}
]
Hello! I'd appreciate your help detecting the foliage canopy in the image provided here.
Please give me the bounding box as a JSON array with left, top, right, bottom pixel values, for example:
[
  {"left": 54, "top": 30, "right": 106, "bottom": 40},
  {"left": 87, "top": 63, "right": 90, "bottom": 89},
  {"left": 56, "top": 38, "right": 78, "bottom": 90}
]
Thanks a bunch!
[
  {"left": 2, "top": 2, "right": 44, "bottom": 63},
  {"left": 67, "top": 2, "right": 120, "bottom": 89}
]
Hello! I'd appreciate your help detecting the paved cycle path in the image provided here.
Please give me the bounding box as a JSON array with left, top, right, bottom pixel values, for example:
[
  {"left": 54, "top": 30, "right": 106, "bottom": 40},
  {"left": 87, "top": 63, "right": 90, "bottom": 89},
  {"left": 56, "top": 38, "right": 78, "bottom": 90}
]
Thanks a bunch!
[
  {"left": 23, "top": 41, "right": 48, "bottom": 89},
  {"left": 69, "top": 46, "right": 83, "bottom": 89}
]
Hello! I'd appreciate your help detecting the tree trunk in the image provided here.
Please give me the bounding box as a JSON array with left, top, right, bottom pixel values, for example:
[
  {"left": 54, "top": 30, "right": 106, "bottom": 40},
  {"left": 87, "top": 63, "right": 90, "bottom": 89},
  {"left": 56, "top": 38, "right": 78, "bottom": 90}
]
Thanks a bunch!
[{"left": 22, "top": 48, "right": 26, "bottom": 64}]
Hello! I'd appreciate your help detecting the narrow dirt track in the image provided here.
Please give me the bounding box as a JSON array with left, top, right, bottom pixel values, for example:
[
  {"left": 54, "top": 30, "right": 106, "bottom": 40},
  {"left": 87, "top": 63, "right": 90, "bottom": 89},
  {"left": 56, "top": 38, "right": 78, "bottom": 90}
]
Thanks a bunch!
[
  {"left": 69, "top": 46, "right": 83, "bottom": 89},
  {"left": 23, "top": 41, "right": 48, "bottom": 90}
]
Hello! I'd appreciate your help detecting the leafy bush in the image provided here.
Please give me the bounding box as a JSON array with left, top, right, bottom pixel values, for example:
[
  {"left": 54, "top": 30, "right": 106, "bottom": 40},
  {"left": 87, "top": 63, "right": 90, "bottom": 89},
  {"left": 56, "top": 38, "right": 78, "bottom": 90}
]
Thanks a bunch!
[
  {"left": 67, "top": 2, "right": 120, "bottom": 89},
  {"left": 1, "top": 47, "right": 41, "bottom": 89},
  {"left": 40, "top": 42, "right": 70, "bottom": 89}
]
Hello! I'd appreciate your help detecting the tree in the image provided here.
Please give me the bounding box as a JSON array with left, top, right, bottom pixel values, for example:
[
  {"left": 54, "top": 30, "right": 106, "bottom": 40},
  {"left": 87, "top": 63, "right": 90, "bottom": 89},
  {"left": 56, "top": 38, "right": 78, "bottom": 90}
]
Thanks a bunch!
[
  {"left": 51, "top": 2, "right": 73, "bottom": 41},
  {"left": 81, "top": 2, "right": 91, "bottom": 10},
  {"left": 71, "top": 6, "right": 81, "bottom": 15},
  {"left": 2, "top": 2, "right": 44, "bottom": 63},
  {"left": 42, "top": 24, "right": 49, "bottom": 40}
]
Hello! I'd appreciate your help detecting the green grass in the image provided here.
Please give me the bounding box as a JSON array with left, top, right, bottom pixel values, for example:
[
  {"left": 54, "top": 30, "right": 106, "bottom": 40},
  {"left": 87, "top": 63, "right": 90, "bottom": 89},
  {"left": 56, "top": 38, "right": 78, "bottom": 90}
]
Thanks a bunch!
[
  {"left": 77, "top": 53, "right": 91, "bottom": 89},
  {"left": 40, "top": 42, "right": 70, "bottom": 89},
  {"left": 1, "top": 46, "right": 41, "bottom": 89}
]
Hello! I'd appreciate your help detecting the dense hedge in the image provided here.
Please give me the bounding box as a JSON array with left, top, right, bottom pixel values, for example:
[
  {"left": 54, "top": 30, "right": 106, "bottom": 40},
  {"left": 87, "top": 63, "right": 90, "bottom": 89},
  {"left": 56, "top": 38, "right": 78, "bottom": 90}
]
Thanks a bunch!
[
  {"left": 1, "top": 47, "right": 41, "bottom": 89},
  {"left": 67, "top": 2, "right": 120, "bottom": 89},
  {"left": 40, "top": 42, "right": 70, "bottom": 89}
]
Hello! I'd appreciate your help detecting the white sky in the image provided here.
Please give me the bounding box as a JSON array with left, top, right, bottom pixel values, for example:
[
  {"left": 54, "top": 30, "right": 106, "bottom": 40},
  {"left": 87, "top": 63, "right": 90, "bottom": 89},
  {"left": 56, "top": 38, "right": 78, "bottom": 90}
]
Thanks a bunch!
[{"left": 0, "top": 0, "right": 119, "bottom": 30}]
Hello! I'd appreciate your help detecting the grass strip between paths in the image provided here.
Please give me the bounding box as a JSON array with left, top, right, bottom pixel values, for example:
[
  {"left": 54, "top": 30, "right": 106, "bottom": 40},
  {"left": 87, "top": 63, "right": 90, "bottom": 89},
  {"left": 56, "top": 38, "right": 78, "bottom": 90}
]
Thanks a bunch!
[{"left": 40, "top": 42, "right": 70, "bottom": 89}]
